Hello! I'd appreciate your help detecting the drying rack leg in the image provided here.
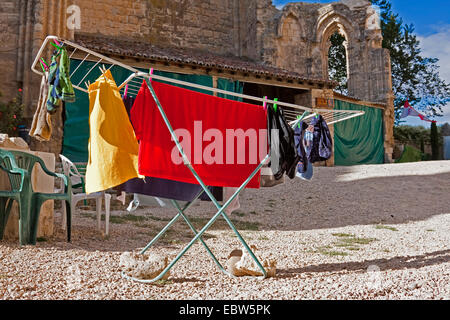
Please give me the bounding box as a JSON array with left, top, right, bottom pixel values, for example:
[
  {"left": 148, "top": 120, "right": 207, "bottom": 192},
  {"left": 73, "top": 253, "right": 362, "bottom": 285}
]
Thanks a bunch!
[{"left": 121, "top": 156, "right": 269, "bottom": 283}]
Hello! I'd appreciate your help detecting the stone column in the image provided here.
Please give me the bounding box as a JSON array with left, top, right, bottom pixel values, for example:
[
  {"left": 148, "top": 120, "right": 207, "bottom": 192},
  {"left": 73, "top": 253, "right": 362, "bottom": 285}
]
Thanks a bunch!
[{"left": 383, "top": 92, "right": 395, "bottom": 163}]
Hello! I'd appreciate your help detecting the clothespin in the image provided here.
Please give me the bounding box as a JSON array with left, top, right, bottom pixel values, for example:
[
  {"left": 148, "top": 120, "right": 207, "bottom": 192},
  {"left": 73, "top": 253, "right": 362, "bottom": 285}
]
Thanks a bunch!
[
  {"left": 124, "top": 84, "right": 128, "bottom": 98},
  {"left": 85, "top": 80, "right": 91, "bottom": 90},
  {"left": 39, "top": 61, "right": 46, "bottom": 73},
  {"left": 296, "top": 111, "right": 309, "bottom": 129},
  {"left": 39, "top": 59, "right": 49, "bottom": 73},
  {"left": 262, "top": 96, "right": 268, "bottom": 110},
  {"left": 273, "top": 98, "right": 278, "bottom": 112},
  {"left": 149, "top": 67, "right": 154, "bottom": 81},
  {"left": 40, "top": 58, "right": 49, "bottom": 70},
  {"left": 98, "top": 65, "right": 108, "bottom": 82},
  {"left": 50, "top": 41, "right": 62, "bottom": 51}
]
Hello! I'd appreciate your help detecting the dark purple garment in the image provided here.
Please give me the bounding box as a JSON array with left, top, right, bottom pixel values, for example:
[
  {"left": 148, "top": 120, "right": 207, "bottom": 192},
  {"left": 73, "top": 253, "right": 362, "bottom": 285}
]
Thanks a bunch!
[
  {"left": 122, "top": 95, "right": 135, "bottom": 119},
  {"left": 308, "top": 114, "right": 333, "bottom": 163},
  {"left": 117, "top": 177, "right": 223, "bottom": 202}
]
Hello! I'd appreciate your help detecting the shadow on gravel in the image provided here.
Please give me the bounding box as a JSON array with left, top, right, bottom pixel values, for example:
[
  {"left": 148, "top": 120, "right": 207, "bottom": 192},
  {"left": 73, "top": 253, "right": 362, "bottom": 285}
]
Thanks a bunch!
[
  {"left": 239, "top": 170, "right": 450, "bottom": 231},
  {"left": 278, "top": 249, "right": 450, "bottom": 277}
]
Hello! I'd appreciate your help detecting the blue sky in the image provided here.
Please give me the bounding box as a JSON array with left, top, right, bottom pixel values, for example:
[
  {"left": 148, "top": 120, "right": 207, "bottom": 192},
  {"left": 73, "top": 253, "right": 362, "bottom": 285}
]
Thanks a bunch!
[{"left": 272, "top": 0, "right": 450, "bottom": 127}]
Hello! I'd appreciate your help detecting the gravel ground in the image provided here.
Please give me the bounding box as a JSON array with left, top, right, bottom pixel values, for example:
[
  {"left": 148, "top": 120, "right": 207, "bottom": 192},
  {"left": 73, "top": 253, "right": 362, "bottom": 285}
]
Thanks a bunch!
[{"left": 0, "top": 161, "right": 449, "bottom": 300}]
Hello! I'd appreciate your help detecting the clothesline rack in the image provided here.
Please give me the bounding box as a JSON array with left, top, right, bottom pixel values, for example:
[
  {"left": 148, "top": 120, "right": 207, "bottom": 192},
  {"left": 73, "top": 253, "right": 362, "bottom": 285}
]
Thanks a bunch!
[
  {"left": 31, "top": 35, "right": 364, "bottom": 126},
  {"left": 31, "top": 35, "right": 365, "bottom": 283}
]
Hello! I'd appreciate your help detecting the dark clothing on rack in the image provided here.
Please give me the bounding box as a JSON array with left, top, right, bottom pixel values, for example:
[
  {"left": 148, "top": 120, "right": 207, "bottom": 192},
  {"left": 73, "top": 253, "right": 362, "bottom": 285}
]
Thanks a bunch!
[
  {"left": 294, "top": 121, "right": 309, "bottom": 172},
  {"left": 117, "top": 177, "right": 223, "bottom": 202},
  {"left": 294, "top": 121, "right": 314, "bottom": 180},
  {"left": 122, "top": 95, "right": 135, "bottom": 119},
  {"left": 307, "top": 114, "right": 333, "bottom": 163},
  {"left": 267, "top": 106, "right": 300, "bottom": 180}
]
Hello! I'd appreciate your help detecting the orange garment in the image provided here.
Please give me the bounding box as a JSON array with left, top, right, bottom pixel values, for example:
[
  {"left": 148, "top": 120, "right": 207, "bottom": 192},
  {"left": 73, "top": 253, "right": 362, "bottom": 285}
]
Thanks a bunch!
[{"left": 85, "top": 70, "right": 140, "bottom": 194}]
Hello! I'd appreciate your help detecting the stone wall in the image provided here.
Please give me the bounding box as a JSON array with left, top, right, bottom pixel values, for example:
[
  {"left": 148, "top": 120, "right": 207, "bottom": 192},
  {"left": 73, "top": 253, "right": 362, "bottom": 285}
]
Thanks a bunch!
[
  {"left": 0, "top": 0, "right": 22, "bottom": 104},
  {"left": 70, "top": 0, "right": 253, "bottom": 57}
]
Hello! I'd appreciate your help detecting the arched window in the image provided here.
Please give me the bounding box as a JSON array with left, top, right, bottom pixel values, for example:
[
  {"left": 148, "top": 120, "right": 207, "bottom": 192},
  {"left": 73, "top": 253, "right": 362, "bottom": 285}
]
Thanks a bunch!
[{"left": 328, "top": 31, "right": 348, "bottom": 94}]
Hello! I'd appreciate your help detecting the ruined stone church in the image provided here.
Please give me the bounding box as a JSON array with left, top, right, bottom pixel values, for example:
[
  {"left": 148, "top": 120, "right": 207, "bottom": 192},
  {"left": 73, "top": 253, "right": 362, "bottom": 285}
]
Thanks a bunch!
[{"left": 0, "top": 0, "right": 395, "bottom": 164}]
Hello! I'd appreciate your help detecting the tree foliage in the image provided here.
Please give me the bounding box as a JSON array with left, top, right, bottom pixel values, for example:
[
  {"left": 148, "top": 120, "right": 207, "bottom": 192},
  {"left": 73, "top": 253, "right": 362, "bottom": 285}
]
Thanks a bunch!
[
  {"left": 0, "top": 90, "right": 25, "bottom": 137},
  {"left": 394, "top": 125, "right": 431, "bottom": 145},
  {"left": 328, "top": 32, "right": 348, "bottom": 95},
  {"left": 430, "top": 121, "right": 439, "bottom": 160}
]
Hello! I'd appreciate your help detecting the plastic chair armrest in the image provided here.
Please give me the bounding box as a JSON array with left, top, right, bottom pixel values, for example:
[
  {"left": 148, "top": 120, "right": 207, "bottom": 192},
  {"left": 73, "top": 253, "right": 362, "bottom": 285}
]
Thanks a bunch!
[
  {"left": 0, "top": 165, "right": 27, "bottom": 192},
  {"left": 35, "top": 159, "right": 72, "bottom": 193}
]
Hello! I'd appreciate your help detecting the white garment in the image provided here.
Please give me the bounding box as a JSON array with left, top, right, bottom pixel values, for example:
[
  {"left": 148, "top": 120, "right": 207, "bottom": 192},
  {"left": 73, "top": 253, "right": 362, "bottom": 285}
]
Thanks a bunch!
[{"left": 223, "top": 187, "right": 240, "bottom": 215}]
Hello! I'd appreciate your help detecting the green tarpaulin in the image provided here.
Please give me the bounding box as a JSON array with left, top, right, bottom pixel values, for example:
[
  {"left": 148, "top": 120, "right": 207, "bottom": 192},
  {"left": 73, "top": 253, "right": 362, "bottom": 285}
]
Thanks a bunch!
[
  {"left": 63, "top": 61, "right": 243, "bottom": 162},
  {"left": 333, "top": 100, "right": 385, "bottom": 166}
]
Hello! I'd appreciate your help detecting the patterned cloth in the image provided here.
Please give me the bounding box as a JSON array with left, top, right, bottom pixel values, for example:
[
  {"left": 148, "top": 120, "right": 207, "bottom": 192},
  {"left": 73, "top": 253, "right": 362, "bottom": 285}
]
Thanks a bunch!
[
  {"left": 46, "top": 47, "right": 75, "bottom": 114},
  {"left": 400, "top": 100, "right": 436, "bottom": 123}
]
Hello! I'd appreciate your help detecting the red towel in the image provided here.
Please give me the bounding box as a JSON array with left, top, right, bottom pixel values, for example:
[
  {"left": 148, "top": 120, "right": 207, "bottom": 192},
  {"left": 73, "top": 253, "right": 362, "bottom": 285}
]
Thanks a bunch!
[{"left": 131, "top": 80, "right": 268, "bottom": 188}]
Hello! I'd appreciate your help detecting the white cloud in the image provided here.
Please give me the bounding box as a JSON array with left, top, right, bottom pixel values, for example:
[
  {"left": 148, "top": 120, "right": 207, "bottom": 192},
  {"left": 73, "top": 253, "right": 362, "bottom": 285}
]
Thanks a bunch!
[{"left": 417, "top": 25, "right": 450, "bottom": 125}]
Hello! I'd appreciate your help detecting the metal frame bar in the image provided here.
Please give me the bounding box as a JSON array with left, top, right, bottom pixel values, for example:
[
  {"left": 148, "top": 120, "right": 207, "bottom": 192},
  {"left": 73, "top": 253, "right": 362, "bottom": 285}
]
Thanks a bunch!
[{"left": 31, "top": 35, "right": 364, "bottom": 126}]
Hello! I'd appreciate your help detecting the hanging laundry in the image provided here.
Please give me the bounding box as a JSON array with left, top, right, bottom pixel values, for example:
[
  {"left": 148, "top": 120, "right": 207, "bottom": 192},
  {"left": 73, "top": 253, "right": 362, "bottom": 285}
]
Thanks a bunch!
[
  {"left": 294, "top": 121, "right": 314, "bottom": 181},
  {"left": 267, "top": 104, "right": 299, "bottom": 180},
  {"left": 30, "top": 72, "right": 52, "bottom": 141},
  {"left": 118, "top": 92, "right": 224, "bottom": 203},
  {"left": 46, "top": 46, "right": 75, "bottom": 114},
  {"left": 400, "top": 100, "right": 436, "bottom": 123},
  {"left": 130, "top": 80, "right": 267, "bottom": 189},
  {"left": 122, "top": 94, "right": 135, "bottom": 119},
  {"left": 117, "top": 176, "right": 223, "bottom": 203},
  {"left": 85, "top": 70, "right": 141, "bottom": 194},
  {"left": 307, "top": 114, "right": 333, "bottom": 163}
]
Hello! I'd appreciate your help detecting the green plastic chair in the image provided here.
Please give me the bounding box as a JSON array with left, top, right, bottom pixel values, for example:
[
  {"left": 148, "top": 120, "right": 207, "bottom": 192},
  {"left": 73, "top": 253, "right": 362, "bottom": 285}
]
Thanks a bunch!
[{"left": 0, "top": 149, "right": 72, "bottom": 245}]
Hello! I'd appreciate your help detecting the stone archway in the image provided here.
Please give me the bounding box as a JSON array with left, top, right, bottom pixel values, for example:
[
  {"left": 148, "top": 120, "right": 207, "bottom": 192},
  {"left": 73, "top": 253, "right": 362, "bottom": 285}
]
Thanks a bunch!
[
  {"left": 328, "top": 30, "right": 349, "bottom": 94},
  {"left": 316, "top": 13, "right": 356, "bottom": 82},
  {"left": 274, "top": 10, "right": 308, "bottom": 74}
]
